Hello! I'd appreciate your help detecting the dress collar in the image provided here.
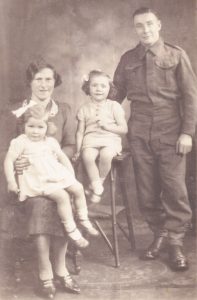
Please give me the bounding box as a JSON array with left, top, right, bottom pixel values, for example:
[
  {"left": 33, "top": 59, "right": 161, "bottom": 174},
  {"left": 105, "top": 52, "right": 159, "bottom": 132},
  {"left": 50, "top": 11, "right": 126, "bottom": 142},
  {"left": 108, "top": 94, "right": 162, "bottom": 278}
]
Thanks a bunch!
[{"left": 12, "top": 99, "right": 58, "bottom": 118}]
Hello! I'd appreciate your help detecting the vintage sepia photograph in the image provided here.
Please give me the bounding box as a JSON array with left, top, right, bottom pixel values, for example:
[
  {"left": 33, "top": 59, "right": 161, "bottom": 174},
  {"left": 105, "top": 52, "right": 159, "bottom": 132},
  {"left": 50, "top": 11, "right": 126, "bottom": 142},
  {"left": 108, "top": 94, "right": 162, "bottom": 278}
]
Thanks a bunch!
[{"left": 0, "top": 0, "right": 197, "bottom": 299}]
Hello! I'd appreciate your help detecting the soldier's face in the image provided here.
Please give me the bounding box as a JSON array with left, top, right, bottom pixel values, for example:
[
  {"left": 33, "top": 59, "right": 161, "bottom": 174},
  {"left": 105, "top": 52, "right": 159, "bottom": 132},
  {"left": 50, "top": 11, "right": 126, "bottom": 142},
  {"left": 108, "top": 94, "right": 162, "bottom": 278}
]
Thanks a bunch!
[{"left": 134, "top": 12, "right": 161, "bottom": 46}]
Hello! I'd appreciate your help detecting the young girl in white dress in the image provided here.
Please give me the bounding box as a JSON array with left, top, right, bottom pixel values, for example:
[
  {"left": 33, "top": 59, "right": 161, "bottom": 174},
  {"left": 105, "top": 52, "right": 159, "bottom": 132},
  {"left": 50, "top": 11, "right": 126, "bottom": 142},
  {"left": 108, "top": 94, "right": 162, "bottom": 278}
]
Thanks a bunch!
[
  {"left": 73, "top": 70, "right": 128, "bottom": 203},
  {"left": 4, "top": 104, "right": 98, "bottom": 248}
]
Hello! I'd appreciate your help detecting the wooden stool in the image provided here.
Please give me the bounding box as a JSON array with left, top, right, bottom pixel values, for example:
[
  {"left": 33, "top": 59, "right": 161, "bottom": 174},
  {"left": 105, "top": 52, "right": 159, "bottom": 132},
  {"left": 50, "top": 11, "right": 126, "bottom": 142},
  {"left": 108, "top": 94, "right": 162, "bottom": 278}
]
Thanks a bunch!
[{"left": 88, "top": 151, "right": 136, "bottom": 267}]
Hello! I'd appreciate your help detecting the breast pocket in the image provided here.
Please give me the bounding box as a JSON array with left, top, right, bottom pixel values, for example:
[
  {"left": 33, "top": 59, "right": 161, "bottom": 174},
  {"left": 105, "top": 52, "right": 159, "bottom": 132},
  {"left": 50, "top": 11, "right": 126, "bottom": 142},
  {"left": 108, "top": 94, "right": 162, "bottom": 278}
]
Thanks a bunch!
[
  {"left": 125, "top": 62, "right": 144, "bottom": 89},
  {"left": 154, "top": 57, "right": 178, "bottom": 88}
]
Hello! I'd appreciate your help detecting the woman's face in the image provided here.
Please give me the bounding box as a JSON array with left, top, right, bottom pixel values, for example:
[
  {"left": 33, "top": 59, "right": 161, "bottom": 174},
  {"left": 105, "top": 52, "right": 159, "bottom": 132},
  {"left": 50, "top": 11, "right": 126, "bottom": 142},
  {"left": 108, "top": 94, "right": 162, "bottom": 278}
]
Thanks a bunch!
[{"left": 31, "top": 68, "right": 55, "bottom": 102}]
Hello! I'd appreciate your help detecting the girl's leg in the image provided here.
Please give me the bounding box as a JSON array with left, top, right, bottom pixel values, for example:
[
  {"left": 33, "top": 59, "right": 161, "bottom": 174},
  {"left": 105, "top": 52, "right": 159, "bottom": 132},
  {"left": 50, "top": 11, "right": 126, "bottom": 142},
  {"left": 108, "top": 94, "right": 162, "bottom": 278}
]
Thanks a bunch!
[
  {"left": 99, "top": 147, "right": 117, "bottom": 180},
  {"left": 49, "top": 190, "right": 76, "bottom": 233},
  {"left": 82, "top": 148, "right": 104, "bottom": 201},
  {"left": 34, "top": 234, "right": 53, "bottom": 280},
  {"left": 48, "top": 190, "right": 89, "bottom": 248},
  {"left": 67, "top": 182, "right": 87, "bottom": 218},
  {"left": 67, "top": 183, "right": 99, "bottom": 236}
]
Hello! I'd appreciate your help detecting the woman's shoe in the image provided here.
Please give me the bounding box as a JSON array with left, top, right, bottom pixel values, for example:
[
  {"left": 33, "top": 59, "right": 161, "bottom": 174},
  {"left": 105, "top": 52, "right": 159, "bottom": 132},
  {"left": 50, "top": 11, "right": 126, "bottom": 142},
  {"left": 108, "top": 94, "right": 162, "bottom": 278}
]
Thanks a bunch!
[
  {"left": 38, "top": 278, "right": 56, "bottom": 299},
  {"left": 55, "top": 274, "right": 80, "bottom": 294}
]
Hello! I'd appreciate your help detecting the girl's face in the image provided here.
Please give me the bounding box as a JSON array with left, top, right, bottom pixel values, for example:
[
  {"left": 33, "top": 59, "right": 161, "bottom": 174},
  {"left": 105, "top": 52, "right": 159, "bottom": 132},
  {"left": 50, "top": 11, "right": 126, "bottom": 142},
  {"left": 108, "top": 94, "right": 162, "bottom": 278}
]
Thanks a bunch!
[
  {"left": 25, "top": 117, "right": 47, "bottom": 142},
  {"left": 31, "top": 68, "right": 55, "bottom": 102},
  {"left": 89, "top": 75, "right": 110, "bottom": 102}
]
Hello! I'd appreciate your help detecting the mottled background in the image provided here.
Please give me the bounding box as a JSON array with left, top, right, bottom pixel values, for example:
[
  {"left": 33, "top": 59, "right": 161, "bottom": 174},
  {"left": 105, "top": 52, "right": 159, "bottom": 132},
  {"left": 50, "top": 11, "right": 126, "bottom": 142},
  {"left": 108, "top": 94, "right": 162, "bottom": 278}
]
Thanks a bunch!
[{"left": 0, "top": 0, "right": 197, "bottom": 209}]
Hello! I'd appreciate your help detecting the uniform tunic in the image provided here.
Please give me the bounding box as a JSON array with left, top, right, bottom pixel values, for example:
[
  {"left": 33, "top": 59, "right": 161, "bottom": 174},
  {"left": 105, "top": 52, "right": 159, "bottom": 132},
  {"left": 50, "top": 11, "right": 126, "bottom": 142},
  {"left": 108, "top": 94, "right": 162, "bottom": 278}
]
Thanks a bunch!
[{"left": 112, "top": 38, "right": 197, "bottom": 241}]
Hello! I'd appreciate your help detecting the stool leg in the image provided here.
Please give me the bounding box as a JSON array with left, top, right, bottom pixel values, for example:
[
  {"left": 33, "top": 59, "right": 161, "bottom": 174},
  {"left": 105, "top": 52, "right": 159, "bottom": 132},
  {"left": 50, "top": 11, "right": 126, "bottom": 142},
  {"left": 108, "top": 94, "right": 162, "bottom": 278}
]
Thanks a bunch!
[
  {"left": 118, "top": 163, "right": 136, "bottom": 250},
  {"left": 110, "top": 164, "right": 120, "bottom": 268}
]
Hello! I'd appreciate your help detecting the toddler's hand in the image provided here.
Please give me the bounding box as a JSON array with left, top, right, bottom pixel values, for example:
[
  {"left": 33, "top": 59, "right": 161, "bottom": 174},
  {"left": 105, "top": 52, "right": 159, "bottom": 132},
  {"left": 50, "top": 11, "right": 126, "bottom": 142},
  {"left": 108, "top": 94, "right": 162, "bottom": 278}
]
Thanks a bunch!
[
  {"left": 72, "top": 152, "right": 80, "bottom": 163},
  {"left": 97, "top": 118, "right": 109, "bottom": 130}
]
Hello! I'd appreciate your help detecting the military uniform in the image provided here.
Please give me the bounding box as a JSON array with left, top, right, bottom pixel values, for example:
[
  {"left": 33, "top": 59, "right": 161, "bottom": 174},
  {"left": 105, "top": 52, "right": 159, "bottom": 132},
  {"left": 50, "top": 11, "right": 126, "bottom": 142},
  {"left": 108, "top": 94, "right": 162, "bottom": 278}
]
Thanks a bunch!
[{"left": 112, "top": 38, "right": 197, "bottom": 245}]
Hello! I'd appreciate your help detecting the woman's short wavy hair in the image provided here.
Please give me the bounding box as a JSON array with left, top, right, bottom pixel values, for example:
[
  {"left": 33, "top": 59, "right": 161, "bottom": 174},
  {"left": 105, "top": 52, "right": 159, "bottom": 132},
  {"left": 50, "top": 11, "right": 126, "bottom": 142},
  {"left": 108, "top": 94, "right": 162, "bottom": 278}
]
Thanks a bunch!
[
  {"left": 81, "top": 70, "right": 114, "bottom": 96},
  {"left": 26, "top": 58, "right": 62, "bottom": 88}
]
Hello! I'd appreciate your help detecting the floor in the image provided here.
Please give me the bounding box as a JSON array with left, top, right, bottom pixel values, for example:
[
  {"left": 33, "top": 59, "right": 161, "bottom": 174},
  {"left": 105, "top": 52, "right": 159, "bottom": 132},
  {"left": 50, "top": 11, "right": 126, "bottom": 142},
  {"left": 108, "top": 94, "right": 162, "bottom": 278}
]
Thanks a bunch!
[{"left": 0, "top": 211, "right": 196, "bottom": 300}]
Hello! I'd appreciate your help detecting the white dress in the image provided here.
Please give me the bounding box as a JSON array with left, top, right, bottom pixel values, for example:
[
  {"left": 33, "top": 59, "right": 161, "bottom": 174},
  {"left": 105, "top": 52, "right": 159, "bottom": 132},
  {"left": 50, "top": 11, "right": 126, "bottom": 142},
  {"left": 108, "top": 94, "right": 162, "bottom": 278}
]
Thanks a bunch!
[{"left": 8, "top": 134, "right": 76, "bottom": 201}]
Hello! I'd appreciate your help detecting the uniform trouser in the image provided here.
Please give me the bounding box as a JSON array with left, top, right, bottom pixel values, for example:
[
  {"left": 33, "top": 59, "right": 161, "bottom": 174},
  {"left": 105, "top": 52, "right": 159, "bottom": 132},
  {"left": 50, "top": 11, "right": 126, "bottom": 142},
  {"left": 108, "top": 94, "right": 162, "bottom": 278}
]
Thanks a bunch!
[{"left": 130, "top": 137, "right": 192, "bottom": 246}]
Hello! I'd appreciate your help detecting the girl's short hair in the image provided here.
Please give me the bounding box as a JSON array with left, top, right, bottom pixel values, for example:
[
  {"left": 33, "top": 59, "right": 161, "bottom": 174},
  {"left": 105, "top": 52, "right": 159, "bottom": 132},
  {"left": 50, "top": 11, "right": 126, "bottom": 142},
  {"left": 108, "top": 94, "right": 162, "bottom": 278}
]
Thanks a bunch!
[
  {"left": 22, "top": 105, "right": 57, "bottom": 136},
  {"left": 81, "top": 70, "right": 114, "bottom": 96},
  {"left": 26, "top": 58, "right": 62, "bottom": 87}
]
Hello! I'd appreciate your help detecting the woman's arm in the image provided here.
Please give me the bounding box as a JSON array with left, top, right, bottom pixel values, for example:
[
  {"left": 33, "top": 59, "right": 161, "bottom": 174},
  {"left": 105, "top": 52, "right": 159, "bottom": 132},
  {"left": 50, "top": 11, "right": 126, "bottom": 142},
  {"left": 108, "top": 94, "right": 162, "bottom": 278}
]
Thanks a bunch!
[{"left": 60, "top": 103, "right": 76, "bottom": 159}]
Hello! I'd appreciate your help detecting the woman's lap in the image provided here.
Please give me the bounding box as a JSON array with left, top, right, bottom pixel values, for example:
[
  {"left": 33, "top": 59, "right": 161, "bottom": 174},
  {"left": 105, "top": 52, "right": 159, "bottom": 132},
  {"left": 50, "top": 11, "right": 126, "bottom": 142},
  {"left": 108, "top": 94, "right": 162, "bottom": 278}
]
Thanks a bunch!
[{"left": 1, "top": 196, "right": 64, "bottom": 238}]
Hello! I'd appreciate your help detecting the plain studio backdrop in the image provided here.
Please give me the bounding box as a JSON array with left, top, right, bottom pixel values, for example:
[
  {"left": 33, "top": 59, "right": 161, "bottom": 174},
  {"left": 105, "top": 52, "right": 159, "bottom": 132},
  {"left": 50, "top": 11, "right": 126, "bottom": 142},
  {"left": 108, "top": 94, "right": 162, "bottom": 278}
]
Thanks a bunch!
[{"left": 0, "top": 3, "right": 196, "bottom": 299}]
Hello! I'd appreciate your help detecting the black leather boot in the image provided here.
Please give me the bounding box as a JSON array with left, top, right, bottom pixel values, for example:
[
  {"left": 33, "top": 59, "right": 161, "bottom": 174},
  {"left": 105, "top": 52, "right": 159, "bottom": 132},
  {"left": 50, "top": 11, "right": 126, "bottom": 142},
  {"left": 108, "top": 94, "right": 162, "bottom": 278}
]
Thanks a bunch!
[
  {"left": 141, "top": 236, "right": 167, "bottom": 260},
  {"left": 168, "top": 245, "right": 189, "bottom": 271}
]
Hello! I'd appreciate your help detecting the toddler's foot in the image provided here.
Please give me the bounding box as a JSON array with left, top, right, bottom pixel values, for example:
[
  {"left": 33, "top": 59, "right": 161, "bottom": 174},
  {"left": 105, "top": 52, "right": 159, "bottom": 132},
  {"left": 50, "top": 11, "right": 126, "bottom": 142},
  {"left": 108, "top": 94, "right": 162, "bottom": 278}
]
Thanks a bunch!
[
  {"left": 91, "top": 181, "right": 104, "bottom": 203},
  {"left": 79, "top": 220, "right": 99, "bottom": 236},
  {"left": 67, "top": 228, "right": 89, "bottom": 249},
  {"left": 90, "top": 191, "right": 103, "bottom": 203}
]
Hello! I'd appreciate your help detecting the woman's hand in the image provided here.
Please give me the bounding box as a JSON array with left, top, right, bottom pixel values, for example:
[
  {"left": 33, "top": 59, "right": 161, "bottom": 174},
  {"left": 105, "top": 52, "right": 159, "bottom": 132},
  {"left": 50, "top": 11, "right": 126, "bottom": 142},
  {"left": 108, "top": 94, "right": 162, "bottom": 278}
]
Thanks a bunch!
[
  {"left": 7, "top": 181, "right": 19, "bottom": 194},
  {"left": 14, "top": 156, "right": 30, "bottom": 175}
]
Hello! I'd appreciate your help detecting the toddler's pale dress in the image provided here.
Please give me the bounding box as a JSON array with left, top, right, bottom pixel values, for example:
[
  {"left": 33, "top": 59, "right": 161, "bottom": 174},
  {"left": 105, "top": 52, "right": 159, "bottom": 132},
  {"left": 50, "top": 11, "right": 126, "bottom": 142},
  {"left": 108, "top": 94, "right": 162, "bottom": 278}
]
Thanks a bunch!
[{"left": 7, "top": 134, "right": 76, "bottom": 201}]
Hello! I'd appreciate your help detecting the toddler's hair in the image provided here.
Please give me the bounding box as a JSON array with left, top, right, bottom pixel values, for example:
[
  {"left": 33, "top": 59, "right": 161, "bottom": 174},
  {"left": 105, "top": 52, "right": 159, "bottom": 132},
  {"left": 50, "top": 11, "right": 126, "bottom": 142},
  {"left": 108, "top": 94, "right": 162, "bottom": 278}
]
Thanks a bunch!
[
  {"left": 22, "top": 104, "right": 57, "bottom": 136},
  {"left": 81, "top": 69, "right": 114, "bottom": 96}
]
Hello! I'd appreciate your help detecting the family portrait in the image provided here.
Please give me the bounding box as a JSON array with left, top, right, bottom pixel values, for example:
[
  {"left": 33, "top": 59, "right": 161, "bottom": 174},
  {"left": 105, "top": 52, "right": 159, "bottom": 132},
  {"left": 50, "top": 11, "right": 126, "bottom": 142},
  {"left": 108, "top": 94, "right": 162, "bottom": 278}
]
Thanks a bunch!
[{"left": 0, "top": 1, "right": 196, "bottom": 300}]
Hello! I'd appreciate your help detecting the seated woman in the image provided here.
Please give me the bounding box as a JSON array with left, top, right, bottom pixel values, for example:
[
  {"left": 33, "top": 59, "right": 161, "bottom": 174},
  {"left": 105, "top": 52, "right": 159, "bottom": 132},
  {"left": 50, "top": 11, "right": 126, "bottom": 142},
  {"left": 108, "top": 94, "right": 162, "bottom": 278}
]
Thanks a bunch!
[{"left": 1, "top": 59, "right": 81, "bottom": 298}]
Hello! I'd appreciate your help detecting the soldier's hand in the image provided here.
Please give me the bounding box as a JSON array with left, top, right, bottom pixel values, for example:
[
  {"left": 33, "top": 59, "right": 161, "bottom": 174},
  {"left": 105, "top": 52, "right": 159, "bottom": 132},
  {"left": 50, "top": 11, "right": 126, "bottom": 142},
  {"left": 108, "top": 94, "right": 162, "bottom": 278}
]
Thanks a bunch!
[{"left": 176, "top": 134, "right": 192, "bottom": 155}]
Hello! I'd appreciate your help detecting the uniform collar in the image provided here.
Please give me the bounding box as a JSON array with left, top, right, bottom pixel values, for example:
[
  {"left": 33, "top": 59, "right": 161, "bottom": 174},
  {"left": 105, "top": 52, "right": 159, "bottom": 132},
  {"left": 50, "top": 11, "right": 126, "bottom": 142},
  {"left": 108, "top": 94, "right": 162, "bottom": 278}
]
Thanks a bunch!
[{"left": 138, "top": 38, "right": 164, "bottom": 59}]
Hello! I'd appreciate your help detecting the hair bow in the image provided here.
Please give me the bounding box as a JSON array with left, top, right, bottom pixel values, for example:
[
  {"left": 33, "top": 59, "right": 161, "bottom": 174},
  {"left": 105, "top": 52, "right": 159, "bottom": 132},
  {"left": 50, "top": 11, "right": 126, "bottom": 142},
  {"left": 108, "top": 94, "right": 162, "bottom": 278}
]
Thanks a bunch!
[{"left": 12, "top": 100, "right": 37, "bottom": 118}]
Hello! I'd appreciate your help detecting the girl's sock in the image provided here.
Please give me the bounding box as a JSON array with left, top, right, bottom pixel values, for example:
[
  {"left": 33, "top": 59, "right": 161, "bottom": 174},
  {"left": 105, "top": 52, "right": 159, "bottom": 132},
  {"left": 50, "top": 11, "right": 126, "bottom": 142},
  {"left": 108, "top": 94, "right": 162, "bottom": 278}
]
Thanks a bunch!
[
  {"left": 91, "top": 180, "right": 104, "bottom": 195},
  {"left": 100, "top": 177, "right": 106, "bottom": 185}
]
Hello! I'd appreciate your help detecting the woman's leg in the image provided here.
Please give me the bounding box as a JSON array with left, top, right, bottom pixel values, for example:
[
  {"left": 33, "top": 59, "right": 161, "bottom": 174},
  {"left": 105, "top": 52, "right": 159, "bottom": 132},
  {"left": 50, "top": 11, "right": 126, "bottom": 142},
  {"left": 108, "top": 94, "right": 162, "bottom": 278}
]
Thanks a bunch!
[
  {"left": 34, "top": 234, "right": 53, "bottom": 280},
  {"left": 52, "top": 236, "right": 80, "bottom": 294},
  {"left": 52, "top": 237, "right": 69, "bottom": 277}
]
